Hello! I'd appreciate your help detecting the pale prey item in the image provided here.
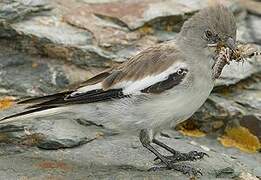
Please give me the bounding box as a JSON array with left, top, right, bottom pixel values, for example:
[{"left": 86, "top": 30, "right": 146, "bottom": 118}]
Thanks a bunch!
[{"left": 0, "top": 5, "right": 237, "bottom": 176}]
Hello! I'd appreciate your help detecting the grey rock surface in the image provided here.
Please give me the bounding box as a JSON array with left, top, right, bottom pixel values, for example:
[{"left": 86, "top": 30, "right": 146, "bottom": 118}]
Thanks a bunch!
[
  {"left": 31, "top": 118, "right": 97, "bottom": 150},
  {"left": 0, "top": 44, "right": 99, "bottom": 97},
  {"left": 0, "top": 133, "right": 257, "bottom": 179},
  {"left": 0, "top": 0, "right": 241, "bottom": 67},
  {"left": 0, "top": 0, "right": 260, "bottom": 179},
  {"left": 248, "top": 15, "right": 261, "bottom": 45}
]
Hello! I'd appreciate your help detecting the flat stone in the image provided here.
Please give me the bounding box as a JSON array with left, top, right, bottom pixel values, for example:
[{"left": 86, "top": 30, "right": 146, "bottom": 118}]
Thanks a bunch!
[
  {"left": 31, "top": 118, "right": 98, "bottom": 150},
  {"left": 0, "top": 113, "right": 103, "bottom": 150},
  {"left": 0, "top": 134, "right": 254, "bottom": 179},
  {"left": 12, "top": 16, "right": 93, "bottom": 46}
]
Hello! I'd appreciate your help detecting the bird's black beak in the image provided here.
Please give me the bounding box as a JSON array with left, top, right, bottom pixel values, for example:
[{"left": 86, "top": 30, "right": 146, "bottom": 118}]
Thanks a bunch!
[{"left": 225, "top": 37, "right": 236, "bottom": 52}]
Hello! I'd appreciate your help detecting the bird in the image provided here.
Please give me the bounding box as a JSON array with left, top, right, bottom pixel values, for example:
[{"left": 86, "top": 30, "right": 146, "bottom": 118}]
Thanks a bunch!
[{"left": 0, "top": 4, "right": 236, "bottom": 176}]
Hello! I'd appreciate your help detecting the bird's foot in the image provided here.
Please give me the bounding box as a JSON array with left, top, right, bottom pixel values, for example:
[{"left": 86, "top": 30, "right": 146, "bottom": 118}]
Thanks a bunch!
[
  {"left": 139, "top": 130, "right": 207, "bottom": 177},
  {"left": 149, "top": 162, "right": 202, "bottom": 177},
  {"left": 154, "top": 150, "right": 208, "bottom": 163}
]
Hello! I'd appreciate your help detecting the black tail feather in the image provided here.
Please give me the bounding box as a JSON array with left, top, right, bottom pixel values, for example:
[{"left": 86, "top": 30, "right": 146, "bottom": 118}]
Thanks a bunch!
[
  {"left": 1, "top": 87, "right": 129, "bottom": 122},
  {"left": 0, "top": 106, "right": 58, "bottom": 121},
  {"left": 17, "top": 91, "right": 72, "bottom": 105}
]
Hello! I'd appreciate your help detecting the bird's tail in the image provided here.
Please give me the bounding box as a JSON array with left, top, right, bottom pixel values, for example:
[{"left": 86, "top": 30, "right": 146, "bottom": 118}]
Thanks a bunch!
[{"left": 0, "top": 92, "right": 72, "bottom": 124}]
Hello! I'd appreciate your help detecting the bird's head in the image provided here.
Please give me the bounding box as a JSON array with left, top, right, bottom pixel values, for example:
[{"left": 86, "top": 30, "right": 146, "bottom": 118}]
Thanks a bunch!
[{"left": 178, "top": 5, "right": 237, "bottom": 66}]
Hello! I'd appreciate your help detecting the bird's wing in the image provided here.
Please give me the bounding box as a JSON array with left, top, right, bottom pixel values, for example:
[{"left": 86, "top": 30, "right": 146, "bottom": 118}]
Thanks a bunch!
[{"left": 1, "top": 42, "right": 189, "bottom": 122}]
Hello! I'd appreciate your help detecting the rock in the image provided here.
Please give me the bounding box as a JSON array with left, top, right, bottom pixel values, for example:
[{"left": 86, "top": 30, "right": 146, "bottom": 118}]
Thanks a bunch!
[
  {"left": 248, "top": 15, "right": 261, "bottom": 45},
  {"left": 0, "top": 0, "right": 260, "bottom": 179},
  {"left": 0, "top": 0, "right": 241, "bottom": 67},
  {"left": 189, "top": 93, "right": 245, "bottom": 133},
  {"left": 0, "top": 0, "right": 51, "bottom": 23},
  {"left": 0, "top": 118, "right": 101, "bottom": 150},
  {"left": 236, "top": 172, "right": 260, "bottom": 180},
  {"left": 234, "top": 89, "right": 261, "bottom": 111},
  {"left": 0, "top": 45, "right": 98, "bottom": 97},
  {"left": 192, "top": 72, "right": 261, "bottom": 133},
  {"left": 0, "top": 124, "right": 24, "bottom": 133},
  {"left": 239, "top": 0, "right": 261, "bottom": 16},
  {"left": 0, "top": 133, "right": 255, "bottom": 179},
  {"left": 31, "top": 118, "right": 98, "bottom": 150},
  {"left": 239, "top": 114, "right": 261, "bottom": 141}
]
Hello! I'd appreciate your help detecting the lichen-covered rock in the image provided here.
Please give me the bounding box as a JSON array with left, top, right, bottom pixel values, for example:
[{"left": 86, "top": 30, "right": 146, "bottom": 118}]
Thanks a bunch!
[{"left": 0, "top": 0, "right": 260, "bottom": 179}]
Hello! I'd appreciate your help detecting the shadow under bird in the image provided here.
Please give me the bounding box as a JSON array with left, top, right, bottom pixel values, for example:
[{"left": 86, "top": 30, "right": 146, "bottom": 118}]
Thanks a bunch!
[{"left": 0, "top": 5, "right": 237, "bottom": 176}]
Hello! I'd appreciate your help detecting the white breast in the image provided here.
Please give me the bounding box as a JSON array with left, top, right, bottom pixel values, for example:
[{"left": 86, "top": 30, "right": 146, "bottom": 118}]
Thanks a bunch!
[{"left": 130, "top": 63, "right": 214, "bottom": 131}]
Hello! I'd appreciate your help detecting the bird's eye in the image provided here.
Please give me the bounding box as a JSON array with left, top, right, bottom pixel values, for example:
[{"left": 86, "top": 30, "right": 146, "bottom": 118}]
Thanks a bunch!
[{"left": 205, "top": 30, "right": 213, "bottom": 38}]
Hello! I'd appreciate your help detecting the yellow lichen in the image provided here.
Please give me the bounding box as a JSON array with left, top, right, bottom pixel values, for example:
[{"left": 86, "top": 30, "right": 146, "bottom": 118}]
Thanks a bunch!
[
  {"left": 95, "top": 132, "right": 104, "bottom": 139},
  {"left": 32, "top": 62, "right": 38, "bottom": 68},
  {"left": 177, "top": 120, "right": 206, "bottom": 137},
  {"left": 138, "top": 26, "right": 154, "bottom": 34},
  {"left": 179, "top": 128, "right": 206, "bottom": 137},
  {"left": 0, "top": 97, "right": 15, "bottom": 110},
  {"left": 218, "top": 126, "right": 261, "bottom": 153},
  {"left": 0, "top": 133, "right": 9, "bottom": 142}
]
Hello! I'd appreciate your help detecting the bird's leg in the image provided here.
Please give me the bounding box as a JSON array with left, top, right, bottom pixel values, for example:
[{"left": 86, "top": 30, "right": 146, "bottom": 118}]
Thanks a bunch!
[
  {"left": 152, "top": 138, "right": 208, "bottom": 163},
  {"left": 139, "top": 129, "right": 203, "bottom": 176}
]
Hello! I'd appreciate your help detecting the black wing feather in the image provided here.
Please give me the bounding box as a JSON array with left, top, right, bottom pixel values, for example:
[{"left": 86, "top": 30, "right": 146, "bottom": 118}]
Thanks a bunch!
[
  {"left": 18, "top": 91, "right": 73, "bottom": 105},
  {"left": 0, "top": 89, "right": 129, "bottom": 121},
  {"left": 27, "top": 89, "right": 129, "bottom": 109}
]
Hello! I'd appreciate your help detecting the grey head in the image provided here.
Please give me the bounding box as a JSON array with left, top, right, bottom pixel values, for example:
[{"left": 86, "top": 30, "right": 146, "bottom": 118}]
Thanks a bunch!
[{"left": 177, "top": 5, "right": 237, "bottom": 54}]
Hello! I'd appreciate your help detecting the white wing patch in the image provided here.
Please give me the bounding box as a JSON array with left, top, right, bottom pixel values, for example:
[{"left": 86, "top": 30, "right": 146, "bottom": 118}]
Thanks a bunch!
[
  {"left": 70, "top": 83, "right": 102, "bottom": 97},
  {"left": 69, "top": 62, "right": 187, "bottom": 96},
  {"left": 120, "top": 62, "right": 188, "bottom": 95}
]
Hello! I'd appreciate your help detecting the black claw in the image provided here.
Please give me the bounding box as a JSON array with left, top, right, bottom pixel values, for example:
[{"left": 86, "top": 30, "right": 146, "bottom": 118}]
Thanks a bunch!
[
  {"left": 154, "top": 151, "right": 208, "bottom": 164},
  {"left": 142, "top": 136, "right": 205, "bottom": 176},
  {"left": 187, "top": 151, "right": 209, "bottom": 161}
]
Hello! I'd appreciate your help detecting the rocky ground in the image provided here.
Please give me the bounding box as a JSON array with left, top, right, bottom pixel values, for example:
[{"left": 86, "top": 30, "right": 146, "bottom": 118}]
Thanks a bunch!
[{"left": 0, "top": 0, "right": 260, "bottom": 179}]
